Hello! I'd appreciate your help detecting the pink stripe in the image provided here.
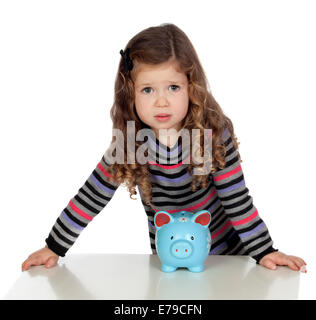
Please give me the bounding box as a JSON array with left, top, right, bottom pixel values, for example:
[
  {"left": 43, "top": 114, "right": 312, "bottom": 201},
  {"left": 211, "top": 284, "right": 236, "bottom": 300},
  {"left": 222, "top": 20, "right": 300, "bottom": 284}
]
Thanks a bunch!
[
  {"left": 69, "top": 200, "right": 93, "bottom": 221},
  {"left": 211, "top": 220, "right": 231, "bottom": 240},
  {"left": 97, "top": 162, "right": 113, "bottom": 178},
  {"left": 231, "top": 209, "right": 258, "bottom": 226},
  {"left": 167, "top": 189, "right": 217, "bottom": 213},
  {"left": 213, "top": 165, "right": 242, "bottom": 182},
  {"left": 148, "top": 155, "right": 190, "bottom": 169}
]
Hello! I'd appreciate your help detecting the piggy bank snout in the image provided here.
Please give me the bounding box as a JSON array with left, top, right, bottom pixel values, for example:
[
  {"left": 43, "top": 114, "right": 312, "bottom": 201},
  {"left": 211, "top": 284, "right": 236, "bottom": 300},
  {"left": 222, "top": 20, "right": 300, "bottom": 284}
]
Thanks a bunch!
[{"left": 171, "top": 240, "right": 193, "bottom": 259}]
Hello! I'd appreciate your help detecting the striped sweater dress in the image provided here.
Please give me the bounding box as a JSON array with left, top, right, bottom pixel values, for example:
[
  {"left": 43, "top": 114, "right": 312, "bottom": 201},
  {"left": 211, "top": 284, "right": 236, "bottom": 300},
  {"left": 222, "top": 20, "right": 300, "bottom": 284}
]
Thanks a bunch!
[{"left": 45, "top": 127, "right": 277, "bottom": 263}]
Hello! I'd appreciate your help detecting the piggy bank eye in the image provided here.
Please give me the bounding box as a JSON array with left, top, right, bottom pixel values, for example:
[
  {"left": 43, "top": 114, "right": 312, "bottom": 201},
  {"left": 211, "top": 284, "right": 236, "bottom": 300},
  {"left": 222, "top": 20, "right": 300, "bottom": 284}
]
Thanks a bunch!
[
  {"left": 191, "top": 236, "right": 194, "bottom": 240},
  {"left": 170, "top": 236, "right": 174, "bottom": 240}
]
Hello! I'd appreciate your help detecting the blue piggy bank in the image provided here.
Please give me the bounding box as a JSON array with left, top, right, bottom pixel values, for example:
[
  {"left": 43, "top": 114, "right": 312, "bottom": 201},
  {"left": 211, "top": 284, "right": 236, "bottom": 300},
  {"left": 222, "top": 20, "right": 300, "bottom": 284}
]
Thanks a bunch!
[{"left": 154, "top": 210, "right": 212, "bottom": 273}]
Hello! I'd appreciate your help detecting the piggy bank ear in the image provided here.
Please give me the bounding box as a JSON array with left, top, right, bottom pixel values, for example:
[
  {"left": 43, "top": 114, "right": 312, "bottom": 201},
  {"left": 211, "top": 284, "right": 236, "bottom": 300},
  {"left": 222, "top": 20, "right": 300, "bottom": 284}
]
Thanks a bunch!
[
  {"left": 191, "top": 210, "right": 211, "bottom": 228},
  {"left": 154, "top": 211, "right": 174, "bottom": 230}
]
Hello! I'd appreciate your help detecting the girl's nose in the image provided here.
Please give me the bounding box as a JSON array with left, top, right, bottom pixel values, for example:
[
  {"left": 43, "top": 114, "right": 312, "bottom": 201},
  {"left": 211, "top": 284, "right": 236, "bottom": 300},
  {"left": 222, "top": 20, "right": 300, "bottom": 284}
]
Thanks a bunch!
[{"left": 155, "top": 95, "right": 169, "bottom": 108}]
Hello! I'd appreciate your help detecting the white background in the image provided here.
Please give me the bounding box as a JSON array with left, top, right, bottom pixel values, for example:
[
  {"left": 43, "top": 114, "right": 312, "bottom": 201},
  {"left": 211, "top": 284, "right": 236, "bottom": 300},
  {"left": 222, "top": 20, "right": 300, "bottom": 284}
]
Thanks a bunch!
[{"left": 1, "top": 0, "right": 315, "bottom": 299}]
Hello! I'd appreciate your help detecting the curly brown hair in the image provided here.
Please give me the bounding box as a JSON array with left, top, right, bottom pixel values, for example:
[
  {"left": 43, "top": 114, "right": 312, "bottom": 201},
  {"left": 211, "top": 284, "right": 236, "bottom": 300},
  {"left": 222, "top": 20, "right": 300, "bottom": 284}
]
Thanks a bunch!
[{"left": 106, "top": 23, "right": 242, "bottom": 206}]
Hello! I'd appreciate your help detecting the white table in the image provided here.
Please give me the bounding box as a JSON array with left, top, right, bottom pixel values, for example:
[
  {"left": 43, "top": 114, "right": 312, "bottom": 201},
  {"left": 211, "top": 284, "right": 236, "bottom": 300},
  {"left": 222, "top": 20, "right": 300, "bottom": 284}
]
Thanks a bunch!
[{"left": 3, "top": 254, "right": 312, "bottom": 300}]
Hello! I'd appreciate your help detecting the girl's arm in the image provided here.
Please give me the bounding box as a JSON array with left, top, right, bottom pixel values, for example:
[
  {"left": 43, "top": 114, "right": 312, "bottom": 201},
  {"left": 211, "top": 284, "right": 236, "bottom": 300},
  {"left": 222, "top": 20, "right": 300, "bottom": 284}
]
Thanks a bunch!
[
  {"left": 212, "top": 127, "right": 277, "bottom": 263},
  {"left": 45, "top": 152, "right": 120, "bottom": 257}
]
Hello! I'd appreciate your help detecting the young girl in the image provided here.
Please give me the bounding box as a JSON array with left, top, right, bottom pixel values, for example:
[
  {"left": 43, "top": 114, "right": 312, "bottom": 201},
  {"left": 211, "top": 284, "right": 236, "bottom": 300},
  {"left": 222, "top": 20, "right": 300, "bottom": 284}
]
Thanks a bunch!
[{"left": 22, "top": 23, "right": 306, "bottom": 273}]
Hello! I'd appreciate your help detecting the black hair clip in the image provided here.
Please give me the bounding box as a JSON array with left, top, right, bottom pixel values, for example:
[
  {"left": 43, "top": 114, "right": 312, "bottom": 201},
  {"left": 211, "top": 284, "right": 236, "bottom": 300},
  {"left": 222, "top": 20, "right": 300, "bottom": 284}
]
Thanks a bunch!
[{"left": 120, "top": 48, "right": 133, "bottom": 73}]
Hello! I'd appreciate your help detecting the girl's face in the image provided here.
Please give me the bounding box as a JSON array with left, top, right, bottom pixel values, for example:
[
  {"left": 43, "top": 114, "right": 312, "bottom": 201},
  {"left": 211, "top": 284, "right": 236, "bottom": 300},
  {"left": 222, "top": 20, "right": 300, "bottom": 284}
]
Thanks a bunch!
[{"left": 134, "top": 60, "right": 189, "bottom": 137}]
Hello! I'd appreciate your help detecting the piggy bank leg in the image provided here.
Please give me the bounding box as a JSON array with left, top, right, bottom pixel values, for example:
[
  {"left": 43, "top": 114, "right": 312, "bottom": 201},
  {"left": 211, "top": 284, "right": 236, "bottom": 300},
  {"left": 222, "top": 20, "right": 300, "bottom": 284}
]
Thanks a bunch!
[
  {"left": 188, "top": 265, "right": 204, "bottom": 273},
  {"left": 161, "top": 264, "right": 177, "bottom": 272}
]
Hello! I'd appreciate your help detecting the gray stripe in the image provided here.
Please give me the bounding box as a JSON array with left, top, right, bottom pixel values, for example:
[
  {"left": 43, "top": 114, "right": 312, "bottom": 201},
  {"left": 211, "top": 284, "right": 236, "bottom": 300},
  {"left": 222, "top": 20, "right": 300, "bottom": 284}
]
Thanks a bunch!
[
  {"left": 151, "top": 183, "right": 192, "bottom": 194},
  {"left": 147, "top": 148, "right": 189, "bottom": 164},
  {"left": 59, "top": 214, "right": 81, "bottom": 235},
  {"left": 210, "top": 213, "right": 229, "bottom": 234},
  {"left": 54, "top": 222, "right": 78, "bottom": 242},
  {"left": 219, "top": 191, "right": 250, "bottom": 207},
  {"left": 249, "top": 239, "right": 274, "bottom": 258},
  {"left": 152, "top": 183, "right": 214, "bottom": 204},
  {"left": 81, "top": 184, "right": 111, "bottom": 206},
  {"left": 77, "top": 189, "right": 105, "bottom": 212},
  {"left": 209, "top": 202, "right": 225, "bottom": 219},
  {"left": 50, "top": 229, "right": 72, "bottom": 249},
  {"left": 225, "top": 140, "right": 238, "bottom": 161},
  {"left": 244, "top": 232, "right": 272, "bottom": 254},
  {"left": 222, "top": 196, "right": 254, "bottom": 215}
]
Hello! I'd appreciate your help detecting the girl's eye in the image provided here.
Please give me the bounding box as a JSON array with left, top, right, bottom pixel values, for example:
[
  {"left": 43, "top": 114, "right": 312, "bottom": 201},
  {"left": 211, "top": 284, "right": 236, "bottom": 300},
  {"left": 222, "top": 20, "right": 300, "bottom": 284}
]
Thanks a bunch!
[
  {"left": 169, "top": 85, "right": 180, "bottom": 91},
  {"left": 142, "top": 87, "right": 152, "bottom": 94},
  {"left": 191, "top": 236, "right": 194, "bottom": 240},
  {"left": 143, "top": 87, "right": 152, "bottom": 93},
  {"left": 170, "top": 236, "right": 174, "bottom": 240}
]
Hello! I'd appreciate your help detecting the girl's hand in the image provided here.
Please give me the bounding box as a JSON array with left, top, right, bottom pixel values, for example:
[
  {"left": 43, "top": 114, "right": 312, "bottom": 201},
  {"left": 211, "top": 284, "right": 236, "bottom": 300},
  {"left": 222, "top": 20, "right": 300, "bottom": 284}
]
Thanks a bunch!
[
  {"left": 21, "top": 245, "right": 59, "bottom": 271},
  {"left": 259, "top": 251, "right": 307, "bottom": 272}
]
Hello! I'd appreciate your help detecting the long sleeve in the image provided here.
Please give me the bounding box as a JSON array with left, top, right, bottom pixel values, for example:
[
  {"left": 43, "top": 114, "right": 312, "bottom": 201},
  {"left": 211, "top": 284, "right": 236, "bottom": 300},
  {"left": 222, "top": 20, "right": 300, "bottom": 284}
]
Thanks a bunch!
[
  {"left": 45, "top": 152, "right": 120, "bottom": 257},
  {"left": 212, "top": 127, "right": 278, "bottom": 263}
]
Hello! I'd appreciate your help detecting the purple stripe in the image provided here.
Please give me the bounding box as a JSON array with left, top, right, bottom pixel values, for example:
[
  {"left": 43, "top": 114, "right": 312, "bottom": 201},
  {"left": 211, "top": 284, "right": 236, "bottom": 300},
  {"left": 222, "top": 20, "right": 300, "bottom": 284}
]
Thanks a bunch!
[
  {"left": 239, "top": 221, "right": 265, "bottom": 238},
  {"left": 148, "top": 221, "right": 156, "bottom": 232},
  {"left": 62, "top": 211, "right": 84, "bottom": 231},
  {"left": 216, "top": 180, "right": 245, "bottom": 194},
  {"left": 151, "top": 172, "right": 190, "bottom": 183},
  {"left": 207, "top": 198, "right": 221, "bottom": 214},
  {"left": 90, "top": 174, "right": 115, "bottom": 195},
  {"left": 209, "top": 241, "right": 227, "bottom": 255},
  {"left": 222, "top": 127, "right": 230, "bottom": 140}
]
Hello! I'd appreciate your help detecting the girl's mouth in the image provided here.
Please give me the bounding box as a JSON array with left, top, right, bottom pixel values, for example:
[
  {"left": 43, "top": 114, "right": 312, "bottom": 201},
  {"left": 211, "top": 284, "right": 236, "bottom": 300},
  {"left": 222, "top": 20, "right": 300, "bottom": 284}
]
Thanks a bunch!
[{"left": 154, "top": 114, "right": 171, "bottom": 122}]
